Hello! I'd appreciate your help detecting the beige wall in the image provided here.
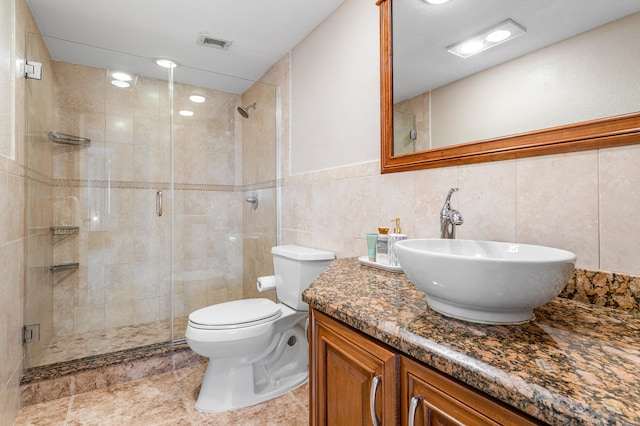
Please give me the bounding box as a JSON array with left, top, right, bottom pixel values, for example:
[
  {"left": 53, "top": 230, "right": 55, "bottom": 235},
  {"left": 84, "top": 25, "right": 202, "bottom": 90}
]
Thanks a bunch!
[
  {"left": 282, "top": 0, "right": 640, "bottom": 278},
  {"left": 290, "top": 0, "right": 380, "bottom": 174}
]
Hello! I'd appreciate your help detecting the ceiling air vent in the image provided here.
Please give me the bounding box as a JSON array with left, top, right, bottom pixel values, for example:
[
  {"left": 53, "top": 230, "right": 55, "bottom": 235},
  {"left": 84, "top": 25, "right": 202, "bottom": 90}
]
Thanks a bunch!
[{"left": 197, "top": 34, "right": 232, "bottom": 50}]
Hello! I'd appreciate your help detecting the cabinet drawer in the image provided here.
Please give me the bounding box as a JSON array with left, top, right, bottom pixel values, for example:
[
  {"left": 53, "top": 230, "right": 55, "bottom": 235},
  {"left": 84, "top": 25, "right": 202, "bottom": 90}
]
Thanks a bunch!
[{"left": 401, "top": 356, "right": 542, "bottom": 426}]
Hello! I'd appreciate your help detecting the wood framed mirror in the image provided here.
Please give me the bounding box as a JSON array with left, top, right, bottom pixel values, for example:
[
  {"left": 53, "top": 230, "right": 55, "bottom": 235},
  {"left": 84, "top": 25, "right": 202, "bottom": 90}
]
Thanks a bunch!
[{"left": 378, "top": 0, "right": 640, "bottom": 174}]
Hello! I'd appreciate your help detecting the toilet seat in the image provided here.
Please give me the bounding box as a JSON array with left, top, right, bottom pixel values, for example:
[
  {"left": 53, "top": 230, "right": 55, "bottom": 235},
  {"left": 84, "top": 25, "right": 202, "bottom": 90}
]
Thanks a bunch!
[{"left": 188, "top": 298, "right": 282, "bottom": 330}]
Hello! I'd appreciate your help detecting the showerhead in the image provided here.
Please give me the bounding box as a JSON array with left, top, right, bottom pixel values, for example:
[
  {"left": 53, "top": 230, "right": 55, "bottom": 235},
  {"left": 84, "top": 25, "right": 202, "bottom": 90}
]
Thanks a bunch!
[{"left": 237, "top": 102, "right": 256, "bottom": 118}]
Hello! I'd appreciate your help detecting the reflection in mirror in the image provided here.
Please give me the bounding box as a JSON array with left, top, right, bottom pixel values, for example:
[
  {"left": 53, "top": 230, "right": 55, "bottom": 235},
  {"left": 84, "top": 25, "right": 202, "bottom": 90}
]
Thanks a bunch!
[
  {"left": 379, "top": 0, "right": 640, "bottom": 173},
  {"left": 393, "top": 94, "right": 429, "bottom": 155}
]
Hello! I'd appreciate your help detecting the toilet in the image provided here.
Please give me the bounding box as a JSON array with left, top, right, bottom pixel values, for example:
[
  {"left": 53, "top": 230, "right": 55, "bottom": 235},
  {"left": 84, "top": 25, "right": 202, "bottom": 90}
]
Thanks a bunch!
[{"left": 185, "top": 244, "right": 334, "bottom": 412}]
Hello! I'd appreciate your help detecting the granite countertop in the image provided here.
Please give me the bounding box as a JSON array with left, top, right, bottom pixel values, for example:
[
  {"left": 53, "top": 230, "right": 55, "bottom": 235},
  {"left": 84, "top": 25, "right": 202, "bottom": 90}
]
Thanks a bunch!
[{"left": 302, "top": 257, "right": 640, "bottom": 426}]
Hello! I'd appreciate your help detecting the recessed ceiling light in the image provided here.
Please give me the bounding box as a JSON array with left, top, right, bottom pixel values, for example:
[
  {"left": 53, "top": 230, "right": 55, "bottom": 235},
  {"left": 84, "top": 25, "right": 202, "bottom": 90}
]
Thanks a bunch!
[
  {"left": 447, "top": 19, "right": 526, "bottom": 58},
  {"left": 111, "top": 80, "right": 130, "bottom": 88},
  {"left": 179, "top": 110, "right": 194, "bottom": 117},
  {"left": 153, "top": 57, "right": 180, "bottom": 68},
  {"left": 459, "top": 40, "right": 484, "bottom": 55},
  {"left": 486, "top": 29, "right": 512, "bottom": 43},
  {"left": 111, "top": 72, "right": 132, "bottom": 82},
  {"left": 423, "top": 0, "right": 450, "bottom": 4},
  {"left": 189, "top": 95, "right": 206, "bottom": 103}
]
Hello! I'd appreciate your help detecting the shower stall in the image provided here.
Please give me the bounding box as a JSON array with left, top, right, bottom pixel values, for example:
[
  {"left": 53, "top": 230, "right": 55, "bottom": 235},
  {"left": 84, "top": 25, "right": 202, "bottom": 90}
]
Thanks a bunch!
[{"left": 23, "top": 32, "right": 278, "bottom": 370}]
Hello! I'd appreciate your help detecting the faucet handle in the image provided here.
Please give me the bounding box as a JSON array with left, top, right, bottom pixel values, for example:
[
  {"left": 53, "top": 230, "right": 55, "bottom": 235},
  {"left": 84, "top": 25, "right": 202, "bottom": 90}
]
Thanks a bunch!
[{"left": 449, "top": 209, "right": 464, "bottom": 225}]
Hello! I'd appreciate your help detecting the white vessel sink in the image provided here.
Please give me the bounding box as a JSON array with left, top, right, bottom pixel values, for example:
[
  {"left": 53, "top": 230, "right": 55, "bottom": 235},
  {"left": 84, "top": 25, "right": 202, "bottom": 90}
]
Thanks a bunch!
[{"left": 394, "top": 239, "right": 576, "bottom": 324}]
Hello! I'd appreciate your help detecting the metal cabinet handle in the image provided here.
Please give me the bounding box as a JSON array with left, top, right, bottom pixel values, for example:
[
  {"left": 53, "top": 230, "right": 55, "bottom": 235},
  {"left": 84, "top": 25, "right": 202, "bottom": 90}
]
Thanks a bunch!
[
  {"left": 408, "top": 395, "right": 423, "bottom": 426},
  {"left": 156, "top": 190, "right": 163, "bottom": 216},
  {"left": 370, "top": 375, "right": 382, "bottom": 426}
]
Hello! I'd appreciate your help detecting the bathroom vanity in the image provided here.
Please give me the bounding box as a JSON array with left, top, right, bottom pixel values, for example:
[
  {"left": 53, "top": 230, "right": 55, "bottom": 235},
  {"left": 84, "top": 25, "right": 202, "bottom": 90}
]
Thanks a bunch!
[
  {"left": 309, "top": 309, "right": 540, "bottom": 425},
  {"left": 303, "top": 258, "right": 640, "bottom": 425}
]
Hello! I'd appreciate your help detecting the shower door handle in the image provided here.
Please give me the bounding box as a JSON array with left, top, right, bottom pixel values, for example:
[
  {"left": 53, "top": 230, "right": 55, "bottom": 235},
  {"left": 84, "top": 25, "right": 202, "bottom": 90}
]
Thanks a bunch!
[{"left": 156, "top": 190, "right": 163, "bottom": 216}]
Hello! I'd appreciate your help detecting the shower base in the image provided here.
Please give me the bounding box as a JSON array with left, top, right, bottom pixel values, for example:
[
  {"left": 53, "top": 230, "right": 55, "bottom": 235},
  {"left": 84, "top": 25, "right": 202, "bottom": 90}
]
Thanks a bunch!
[
  {"left": 36, "top": 316, "right": 189, "bottom": 367},
  {"left": 20, "top": 316, "right": 203, "bottom": 407}
]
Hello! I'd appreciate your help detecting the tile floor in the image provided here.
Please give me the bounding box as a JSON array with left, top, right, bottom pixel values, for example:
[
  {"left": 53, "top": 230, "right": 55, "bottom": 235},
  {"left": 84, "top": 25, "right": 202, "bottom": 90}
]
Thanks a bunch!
[{"left": 13, "top": 364, "right": 309, "bottom": 425}]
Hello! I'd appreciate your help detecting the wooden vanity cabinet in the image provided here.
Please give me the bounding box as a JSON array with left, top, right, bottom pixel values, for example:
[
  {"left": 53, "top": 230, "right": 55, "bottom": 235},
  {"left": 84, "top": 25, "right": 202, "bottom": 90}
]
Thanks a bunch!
[
  {"left": 401, "top": 356, "right": 542, "bottom": 426},
  {"left": 310, "top": 309, "right": 399, "bottom": 425},
  {"left": 310, "top": 308, "right": 543, "bottom": 426}
]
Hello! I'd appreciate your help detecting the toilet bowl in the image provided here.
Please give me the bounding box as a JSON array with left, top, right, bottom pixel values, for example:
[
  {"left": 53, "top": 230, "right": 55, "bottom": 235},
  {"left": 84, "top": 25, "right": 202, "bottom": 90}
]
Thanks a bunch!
[{"left": 185, "top": 244, "right": 334, "bottom": 412}]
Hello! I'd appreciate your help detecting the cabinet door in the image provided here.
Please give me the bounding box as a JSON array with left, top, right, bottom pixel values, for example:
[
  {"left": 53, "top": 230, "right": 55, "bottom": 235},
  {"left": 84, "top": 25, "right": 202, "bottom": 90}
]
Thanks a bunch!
[
  {"left": 401, "top": 356, "right": 542, "bottom": 426},
  {"left": 310, "top": 309, "right": 399, "bottom": 426}
]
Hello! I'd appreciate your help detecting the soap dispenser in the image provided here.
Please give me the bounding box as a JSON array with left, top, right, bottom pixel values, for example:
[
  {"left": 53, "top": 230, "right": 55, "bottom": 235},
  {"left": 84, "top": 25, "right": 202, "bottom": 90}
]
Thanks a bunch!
[{"left": 388, "top": 218, "right": 407, "bottom": 268}]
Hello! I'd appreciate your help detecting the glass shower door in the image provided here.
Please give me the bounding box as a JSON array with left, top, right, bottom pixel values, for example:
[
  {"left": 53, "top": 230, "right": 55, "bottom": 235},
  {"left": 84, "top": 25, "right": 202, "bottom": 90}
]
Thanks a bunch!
[
  {"left": 23, "top": 41, "right": 175, "bottom": 368},
  {"left": 49, "top": 65, "right": 174, "bottom": 364},
  {"left": 91, "top": 71, "right": 174, "bottom": 348},
  {"left": 24, "top": 31, "right": 55, "bottom": 369},
  {"left": 55, "top": 69, "right": 172, "bottom": 364}
]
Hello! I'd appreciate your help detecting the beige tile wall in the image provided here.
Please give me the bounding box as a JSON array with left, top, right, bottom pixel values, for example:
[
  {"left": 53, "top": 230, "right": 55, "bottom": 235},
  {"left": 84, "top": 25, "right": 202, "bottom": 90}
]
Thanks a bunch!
[
  {"left": 279, "top": 145, "right": 640, "bottom": 277},
  {"left": 241, "top": 74, "right": 278, "bottom": 301}
]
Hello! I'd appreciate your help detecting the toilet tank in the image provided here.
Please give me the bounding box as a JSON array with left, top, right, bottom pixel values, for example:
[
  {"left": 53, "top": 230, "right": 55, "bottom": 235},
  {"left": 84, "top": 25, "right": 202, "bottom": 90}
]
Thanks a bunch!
[{"left": 272, "top": 245, "right": 335, "bottom": 311}]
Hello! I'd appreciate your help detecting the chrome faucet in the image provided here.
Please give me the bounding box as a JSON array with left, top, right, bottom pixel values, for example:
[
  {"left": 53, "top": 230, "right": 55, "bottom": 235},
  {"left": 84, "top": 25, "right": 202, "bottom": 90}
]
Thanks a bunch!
[{"left": 440, "top": 188, "right": 463, "bottom": 239}]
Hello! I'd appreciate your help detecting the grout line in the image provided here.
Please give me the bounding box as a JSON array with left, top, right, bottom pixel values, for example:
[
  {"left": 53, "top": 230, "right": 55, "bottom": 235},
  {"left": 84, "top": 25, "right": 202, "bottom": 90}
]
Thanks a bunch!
[
  {"left": 64, "top": 394, "right": 73, "bottom": 426},
  {"left": 171, "top": 367, "right": 196, "bottom": 421}
]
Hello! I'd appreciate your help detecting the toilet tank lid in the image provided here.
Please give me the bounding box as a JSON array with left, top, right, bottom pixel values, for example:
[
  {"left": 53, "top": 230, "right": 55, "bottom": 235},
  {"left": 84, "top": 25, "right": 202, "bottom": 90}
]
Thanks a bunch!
[{"left": 271, "top": 245, "right": 335, "bottom": 261}]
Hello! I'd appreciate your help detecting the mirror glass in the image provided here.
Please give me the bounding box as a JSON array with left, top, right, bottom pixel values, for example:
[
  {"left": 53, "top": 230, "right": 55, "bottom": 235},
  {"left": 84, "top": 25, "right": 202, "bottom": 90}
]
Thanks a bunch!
[{"left": 383, "top": 0, "right": 640, "bottom": 171}]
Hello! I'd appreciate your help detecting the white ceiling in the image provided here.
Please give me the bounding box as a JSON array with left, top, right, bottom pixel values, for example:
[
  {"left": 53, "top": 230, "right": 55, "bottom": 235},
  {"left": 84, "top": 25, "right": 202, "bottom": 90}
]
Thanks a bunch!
[
  {"left": 26, "top": 0, "right": 346, "bottom": 93},
  {"left": 26, "top": 0, "right": 640, "bottom": 98},
  {"left": 394, "top": 0, "right": 640, "bottom": 102}
]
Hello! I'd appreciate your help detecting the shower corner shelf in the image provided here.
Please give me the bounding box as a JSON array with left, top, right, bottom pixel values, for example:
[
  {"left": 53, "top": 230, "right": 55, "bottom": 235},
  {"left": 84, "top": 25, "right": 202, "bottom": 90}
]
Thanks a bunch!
[
  {"left": 48, "top": 132, "right": 91, "bottom": 147},
  {"left": 50, "top": 263, "right": 79, "bottom": 273},
  {"left": 51, "top": 226, "right": 80, "bottom": 236}
]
